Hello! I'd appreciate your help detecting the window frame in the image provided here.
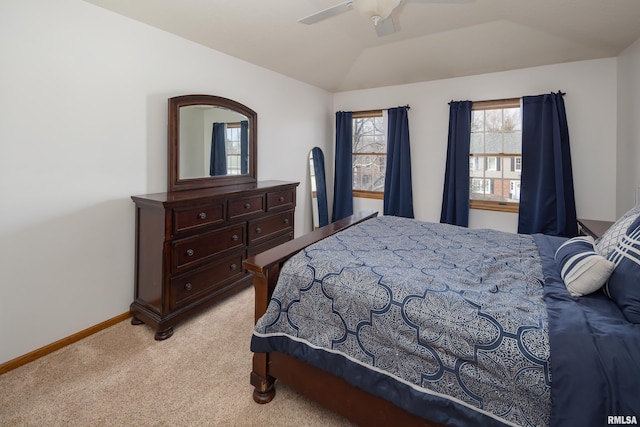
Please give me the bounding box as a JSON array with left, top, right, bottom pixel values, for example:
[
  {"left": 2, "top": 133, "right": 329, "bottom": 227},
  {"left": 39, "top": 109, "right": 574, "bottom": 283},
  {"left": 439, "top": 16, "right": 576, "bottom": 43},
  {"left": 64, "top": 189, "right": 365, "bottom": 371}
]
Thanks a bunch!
[
  {"left": 469, "top": 98, "right": 522, "bottom": 214},
  {"left": 225, "top": 122, "right": 242, "bottom": 175},
  {"left": 352, "top": 110, "right": 386, "bottom": 200}
]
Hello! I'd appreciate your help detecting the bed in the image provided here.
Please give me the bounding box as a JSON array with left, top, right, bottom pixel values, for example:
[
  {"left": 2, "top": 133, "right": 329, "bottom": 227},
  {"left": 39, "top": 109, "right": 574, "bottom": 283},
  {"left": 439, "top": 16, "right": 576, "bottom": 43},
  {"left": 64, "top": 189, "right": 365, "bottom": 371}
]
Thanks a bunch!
[{"left": 243, "top": 210, "right": 640, "bottom": 426}]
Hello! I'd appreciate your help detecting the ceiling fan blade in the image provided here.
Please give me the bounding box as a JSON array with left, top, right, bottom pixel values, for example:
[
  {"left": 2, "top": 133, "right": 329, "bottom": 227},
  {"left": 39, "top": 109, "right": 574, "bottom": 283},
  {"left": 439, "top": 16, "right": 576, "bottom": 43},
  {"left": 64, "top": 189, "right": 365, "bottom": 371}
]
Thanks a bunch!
[
  {"left": 298, "top": 1, "right": 353, "bottom": 25},
  {"left": 375, "top": 16, "right": 396, "bottom": 37}
]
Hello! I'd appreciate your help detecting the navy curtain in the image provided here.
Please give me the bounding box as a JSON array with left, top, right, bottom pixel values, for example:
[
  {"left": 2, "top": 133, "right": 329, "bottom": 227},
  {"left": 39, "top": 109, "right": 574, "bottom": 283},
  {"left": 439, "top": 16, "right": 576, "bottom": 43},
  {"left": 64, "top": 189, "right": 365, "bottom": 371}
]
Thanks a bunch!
[
  {"left": 210, "top": 122, "right": 227, "bottom": 176},
  {"left": 311, "top": 147, "right": 329, "bottom": 227},
  {"left": 240, "top": 120, "right": 249, "bottom": 174},
  {"left": 384, "top": 107, "right": 414, "bottom": 218},
  {"left": 332, "top": 111, "right": 353, "bottom": 222},
  {"left": 440, "top": 101, "right": 472, "bottom": 227},
  {"left": 518, "top": 92, "right": 578, "bottom": 237}
]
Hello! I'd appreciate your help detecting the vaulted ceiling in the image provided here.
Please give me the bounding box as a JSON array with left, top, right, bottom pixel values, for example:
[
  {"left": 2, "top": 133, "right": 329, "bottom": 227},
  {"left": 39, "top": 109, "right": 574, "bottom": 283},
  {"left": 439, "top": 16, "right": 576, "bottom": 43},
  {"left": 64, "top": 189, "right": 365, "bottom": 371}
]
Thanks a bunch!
[{"left": 83, "top": 0, "right": 640, "bottom": 92}]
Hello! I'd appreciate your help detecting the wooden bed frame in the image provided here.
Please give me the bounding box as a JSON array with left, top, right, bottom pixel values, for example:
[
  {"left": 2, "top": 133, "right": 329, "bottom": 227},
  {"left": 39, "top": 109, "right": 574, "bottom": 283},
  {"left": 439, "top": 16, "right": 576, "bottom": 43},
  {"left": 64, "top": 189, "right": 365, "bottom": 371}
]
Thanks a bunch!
[{"left": 243, "top": 210, "right": 444, "bottom": 426}]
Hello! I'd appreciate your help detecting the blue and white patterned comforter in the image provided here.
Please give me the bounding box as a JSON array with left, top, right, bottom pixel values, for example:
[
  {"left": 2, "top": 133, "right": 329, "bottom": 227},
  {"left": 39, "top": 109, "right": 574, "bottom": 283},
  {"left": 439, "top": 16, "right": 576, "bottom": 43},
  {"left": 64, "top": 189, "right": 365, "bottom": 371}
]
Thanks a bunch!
[{"left": 252, "top": 216, "right": 551, "bottom": 426}]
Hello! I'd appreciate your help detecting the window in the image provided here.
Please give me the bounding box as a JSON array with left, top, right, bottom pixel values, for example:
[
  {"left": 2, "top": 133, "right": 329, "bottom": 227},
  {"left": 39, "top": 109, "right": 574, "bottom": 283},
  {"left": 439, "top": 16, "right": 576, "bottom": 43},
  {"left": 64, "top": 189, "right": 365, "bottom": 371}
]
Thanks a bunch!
[
  {"left": 486, "top": 156, "right": 500, "bottom": 171},
  {"left": 469, "top": 99, "right": 522, "bottom": 213},
  {"left": 471, "top": 178, "right": 492, "bottom": 194},
  {"left": 511, "top": 156, "right": 522, "bottom": 172},
  {"left": 352, "top": 110, "right": 386, "bottom": 199},
  {"left": 225, "top": 123, "right": 242, "bottom": 175}
]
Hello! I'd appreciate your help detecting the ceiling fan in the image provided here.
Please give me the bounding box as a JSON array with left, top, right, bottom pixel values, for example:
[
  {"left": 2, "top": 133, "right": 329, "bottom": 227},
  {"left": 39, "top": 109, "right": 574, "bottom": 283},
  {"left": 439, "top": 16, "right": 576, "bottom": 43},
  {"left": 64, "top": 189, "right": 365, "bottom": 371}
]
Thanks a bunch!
[{"left": 298, "top": 0, "right": 470, "bottom": 37}]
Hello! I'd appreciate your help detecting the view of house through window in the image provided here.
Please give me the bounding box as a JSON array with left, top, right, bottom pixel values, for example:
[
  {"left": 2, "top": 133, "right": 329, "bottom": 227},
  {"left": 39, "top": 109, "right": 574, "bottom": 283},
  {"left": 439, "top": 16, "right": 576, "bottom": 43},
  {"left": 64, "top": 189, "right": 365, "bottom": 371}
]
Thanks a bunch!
[
  {"left": 352, "top": 110, "right": 386, "bottom": 199},
  {"left": 470, "top": 99, "right": 522, "bottom": 212},
  {"left": 225, "top": 122, "right": 242, "bottom": 175}
]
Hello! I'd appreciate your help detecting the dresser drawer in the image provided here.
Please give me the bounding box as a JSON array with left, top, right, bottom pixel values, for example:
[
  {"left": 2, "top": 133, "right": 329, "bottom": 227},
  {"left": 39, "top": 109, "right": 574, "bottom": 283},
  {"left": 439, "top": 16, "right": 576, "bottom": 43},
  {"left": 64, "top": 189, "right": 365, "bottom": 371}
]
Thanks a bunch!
[
  {"left": 248, "top": 210, "right": 293, "bottom": 245},
  {"left": 170, "top": 252, "right": 245, "bottom": 310},
  {"left": 173, "top": 202, "right": 225, "bottom": 233},
  {"left": 172, "top": 224, "right": 245, "bottom": 273},
  {"left": 267, "top": 189, "right": 295, "bottom": 211},
  {"left": 228, "top": 195, "right": 265, "bottom": 220}
]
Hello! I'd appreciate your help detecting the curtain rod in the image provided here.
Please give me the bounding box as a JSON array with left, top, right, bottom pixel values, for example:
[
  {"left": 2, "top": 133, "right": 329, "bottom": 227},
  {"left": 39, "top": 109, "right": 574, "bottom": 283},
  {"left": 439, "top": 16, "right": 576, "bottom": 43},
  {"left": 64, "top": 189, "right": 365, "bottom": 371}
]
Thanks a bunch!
[
  {"left": 449, "top": 91, "right": 566, "bottom": 105},
  {"left": 351, "top": 105, "right": 410, "bottom": 114}
]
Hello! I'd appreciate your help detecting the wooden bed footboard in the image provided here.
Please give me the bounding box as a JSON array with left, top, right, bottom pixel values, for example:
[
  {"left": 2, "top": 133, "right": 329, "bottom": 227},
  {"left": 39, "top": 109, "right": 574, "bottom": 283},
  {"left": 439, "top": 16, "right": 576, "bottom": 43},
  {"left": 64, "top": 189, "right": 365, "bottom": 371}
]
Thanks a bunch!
[
  {"left": 243, "top": 210, "right": 444, "bottom": 426},
  {"left": 243, "top": 211, "right": 377, "bottom": 402}
]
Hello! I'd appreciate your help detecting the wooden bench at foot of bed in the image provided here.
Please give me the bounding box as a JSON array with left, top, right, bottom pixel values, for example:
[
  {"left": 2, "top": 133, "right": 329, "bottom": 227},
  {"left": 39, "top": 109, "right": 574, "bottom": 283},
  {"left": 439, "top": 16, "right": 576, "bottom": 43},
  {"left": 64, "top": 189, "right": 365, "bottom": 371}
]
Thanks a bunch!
[{"left": 243, "top": 210, "right": 443, "bottom": 427}]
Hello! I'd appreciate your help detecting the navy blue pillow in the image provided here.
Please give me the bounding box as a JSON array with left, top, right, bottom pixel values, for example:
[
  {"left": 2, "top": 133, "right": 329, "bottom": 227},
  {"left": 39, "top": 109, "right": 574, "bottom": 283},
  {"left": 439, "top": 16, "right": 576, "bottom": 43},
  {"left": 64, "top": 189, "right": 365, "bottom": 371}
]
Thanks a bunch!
[{"left": 605, "top": 215, "right": 640, "bottom": 324}]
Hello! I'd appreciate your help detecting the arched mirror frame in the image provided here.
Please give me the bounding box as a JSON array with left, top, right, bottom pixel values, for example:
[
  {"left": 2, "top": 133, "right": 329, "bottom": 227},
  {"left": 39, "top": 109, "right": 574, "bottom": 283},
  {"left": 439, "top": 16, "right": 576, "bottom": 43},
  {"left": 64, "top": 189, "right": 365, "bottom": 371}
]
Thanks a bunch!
[{"left": 168, "top": 94, "right": 257, "bottom": 192}]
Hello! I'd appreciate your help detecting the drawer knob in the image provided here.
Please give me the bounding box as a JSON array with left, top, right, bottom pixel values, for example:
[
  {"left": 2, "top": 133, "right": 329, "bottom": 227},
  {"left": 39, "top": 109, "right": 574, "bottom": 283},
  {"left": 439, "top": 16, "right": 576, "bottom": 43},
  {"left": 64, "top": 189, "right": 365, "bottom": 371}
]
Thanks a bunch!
[
  {"left": 244, "top": 203, "right": 251, "bottom": 209},
  {"left": 184, "top": 283, "right": 193, "bottom": 291},
  {"left": 230, "top": 264, "right": 237, "bottom": 271},
  {"left": 283, "top": 218, "right": 289, "bottom": 224},
  {"left": 255, "top": 227, "right": 262, "bottom": 234},
  {"left": 198, "top": 212, "right": 207, "bottom": 220},
  {"left": 279, "top": 196, "right": 285, "bottom": 202},
  {"left": 231, "top": 234, "right": 239, "bottom": 241},
  {"left": 186, "top": 249, "right": 194, "bottom": 257}
]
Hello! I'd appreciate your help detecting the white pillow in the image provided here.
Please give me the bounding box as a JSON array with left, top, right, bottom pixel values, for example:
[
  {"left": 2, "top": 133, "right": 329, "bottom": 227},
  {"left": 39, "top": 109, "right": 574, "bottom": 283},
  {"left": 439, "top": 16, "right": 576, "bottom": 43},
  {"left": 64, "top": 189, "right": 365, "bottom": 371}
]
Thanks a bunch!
[
  {"left": 595, "top": 204, "right": 640, "bottom": 257},
  {"left": 555, "top": 236, "right": 615, "bottom": 297}
]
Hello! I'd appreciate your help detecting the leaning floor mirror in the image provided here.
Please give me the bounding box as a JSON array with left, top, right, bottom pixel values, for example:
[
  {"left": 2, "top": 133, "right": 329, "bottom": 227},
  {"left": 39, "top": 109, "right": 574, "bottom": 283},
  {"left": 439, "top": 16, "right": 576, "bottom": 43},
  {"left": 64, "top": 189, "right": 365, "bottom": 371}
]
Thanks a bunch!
[{"left": 309, "top": 147, "right": 329, "bottom": 229}]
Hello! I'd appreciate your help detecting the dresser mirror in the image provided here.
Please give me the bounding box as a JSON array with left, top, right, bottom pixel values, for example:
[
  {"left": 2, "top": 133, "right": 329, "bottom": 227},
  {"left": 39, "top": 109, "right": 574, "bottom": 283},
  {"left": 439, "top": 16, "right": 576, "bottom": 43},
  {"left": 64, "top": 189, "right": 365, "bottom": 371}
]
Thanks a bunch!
[{"left": 168, "top": 94, "right": 257, "bottom": 192}]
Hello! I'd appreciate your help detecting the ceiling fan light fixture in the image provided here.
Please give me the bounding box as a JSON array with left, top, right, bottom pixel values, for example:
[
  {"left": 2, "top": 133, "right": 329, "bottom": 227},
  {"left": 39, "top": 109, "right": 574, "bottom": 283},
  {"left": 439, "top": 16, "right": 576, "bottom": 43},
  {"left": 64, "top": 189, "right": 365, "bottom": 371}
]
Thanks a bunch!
[{"left": 351, "top": 0, "right": 402, "bottom": 23}]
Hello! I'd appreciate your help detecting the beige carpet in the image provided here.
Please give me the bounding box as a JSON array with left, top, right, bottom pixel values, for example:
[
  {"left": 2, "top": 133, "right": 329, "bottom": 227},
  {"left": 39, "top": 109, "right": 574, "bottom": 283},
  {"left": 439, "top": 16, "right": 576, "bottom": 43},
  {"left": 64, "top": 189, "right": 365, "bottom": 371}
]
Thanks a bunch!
[{"left": 0, "top": 286, "right": 354, "bottom": 426}]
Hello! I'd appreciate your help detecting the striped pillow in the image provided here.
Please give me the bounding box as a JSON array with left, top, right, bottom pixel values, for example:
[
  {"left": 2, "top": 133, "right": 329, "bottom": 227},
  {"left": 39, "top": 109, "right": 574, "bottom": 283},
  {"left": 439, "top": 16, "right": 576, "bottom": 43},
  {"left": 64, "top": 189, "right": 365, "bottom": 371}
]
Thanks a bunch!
[
  {"left": 596, "top": 203, "right": 640, "bottom": 257},
  {"left": 555, "top": 236, "right": 616, "bottom": 297},
  {"left": 604, "top": 216, "right": 640, "bottom": 323}
]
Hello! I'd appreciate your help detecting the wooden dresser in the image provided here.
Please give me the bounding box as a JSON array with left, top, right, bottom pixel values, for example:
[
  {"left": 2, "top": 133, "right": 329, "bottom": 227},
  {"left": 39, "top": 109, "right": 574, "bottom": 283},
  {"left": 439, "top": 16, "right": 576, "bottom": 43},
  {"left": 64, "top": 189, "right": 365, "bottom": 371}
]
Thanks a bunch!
[{"left": 131, "top": 180, "right": 299, "bottom": 339}]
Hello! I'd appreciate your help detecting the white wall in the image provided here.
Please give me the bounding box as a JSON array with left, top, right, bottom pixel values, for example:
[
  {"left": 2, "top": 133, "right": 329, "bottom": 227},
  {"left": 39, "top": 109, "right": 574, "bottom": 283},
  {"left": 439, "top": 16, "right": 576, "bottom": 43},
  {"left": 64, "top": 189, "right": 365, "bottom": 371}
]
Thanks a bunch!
[
  {"left": 334, "top": 59, "right": 619, "bottom": 232},
  {"left": 617, "top": 37, "right": 640, "bottom": 216},
  {"left": 0, "top": 0, "right": 332, "bottom": 365}
]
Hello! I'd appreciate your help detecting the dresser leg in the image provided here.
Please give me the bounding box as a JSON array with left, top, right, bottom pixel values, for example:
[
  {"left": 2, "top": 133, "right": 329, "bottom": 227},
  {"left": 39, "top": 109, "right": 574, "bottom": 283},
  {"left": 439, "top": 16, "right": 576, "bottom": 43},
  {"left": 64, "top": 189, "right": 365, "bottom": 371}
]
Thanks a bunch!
[
  {"left": 154, "top": 327, "right": 174, "bottom": 341},
  {"left": 131, "top": 316, "right": 144, "bottom": 325}
]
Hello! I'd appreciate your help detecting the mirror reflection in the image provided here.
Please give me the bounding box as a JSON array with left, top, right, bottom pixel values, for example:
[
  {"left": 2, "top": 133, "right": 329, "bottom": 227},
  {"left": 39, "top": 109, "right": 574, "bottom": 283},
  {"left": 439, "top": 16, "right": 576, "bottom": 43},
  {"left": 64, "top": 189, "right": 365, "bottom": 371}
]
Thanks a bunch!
[
  {"left": 179, "top": 106, "right": 249, "bottom": 179},
  {"left": 309, "top": 147, "right": 329, "bottom": 229},
  {"left": 168, "top": 94, "right": 257, "bottom": 192}
]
